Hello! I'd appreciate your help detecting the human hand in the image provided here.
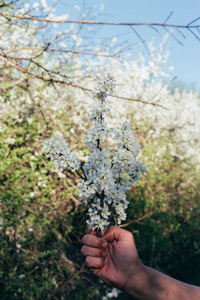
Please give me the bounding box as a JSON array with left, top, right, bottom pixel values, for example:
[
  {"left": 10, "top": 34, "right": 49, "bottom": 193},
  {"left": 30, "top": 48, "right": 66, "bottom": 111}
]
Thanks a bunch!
[
  {"left": 81, "top": 226, "right": 143, "bottom": 291},
  {"left": 82, "top": 226, "right": 200, "bottom": 300}
]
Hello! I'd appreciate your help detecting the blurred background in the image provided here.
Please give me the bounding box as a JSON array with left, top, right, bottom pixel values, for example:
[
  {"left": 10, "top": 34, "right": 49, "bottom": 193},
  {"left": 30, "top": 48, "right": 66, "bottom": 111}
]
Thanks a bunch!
[{"left": 0, "top": 1, "right": 200, "bottom": 299}]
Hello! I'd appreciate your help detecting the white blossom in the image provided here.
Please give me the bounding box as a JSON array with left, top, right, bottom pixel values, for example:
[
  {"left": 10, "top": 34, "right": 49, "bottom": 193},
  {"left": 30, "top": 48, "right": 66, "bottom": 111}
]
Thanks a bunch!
[
  {"left": 0, "top": 4, "right": 199, "bottom": 231},
  {"left": 43, "top": 74, "right": 146, "bottom": 231},
  {"left": 30, "top": 192, "right": 35, "bottom": 198}
]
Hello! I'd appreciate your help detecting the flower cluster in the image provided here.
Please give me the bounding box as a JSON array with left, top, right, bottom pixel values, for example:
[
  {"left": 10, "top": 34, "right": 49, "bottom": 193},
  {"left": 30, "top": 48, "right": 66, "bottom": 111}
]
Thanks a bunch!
[
  {"left": 43, "top": 135, "right": 80, "bottom": 172},
  {"left": 43, "top": 74, "right": 146, "bottom": 232}
]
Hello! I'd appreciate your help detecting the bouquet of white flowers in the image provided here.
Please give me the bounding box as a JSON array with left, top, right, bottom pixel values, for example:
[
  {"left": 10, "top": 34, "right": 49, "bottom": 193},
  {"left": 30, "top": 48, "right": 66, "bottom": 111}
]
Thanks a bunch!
[{"left": 43, "top": 74, "right": 146, "bottom": 236}]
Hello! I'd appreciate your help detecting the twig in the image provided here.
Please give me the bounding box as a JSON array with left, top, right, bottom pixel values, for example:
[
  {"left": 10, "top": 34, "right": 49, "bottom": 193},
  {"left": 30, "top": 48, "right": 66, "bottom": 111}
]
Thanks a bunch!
[
  {"left": 148, "top": 76, "right": 177, "bottom": 103},
  {"left": 111, "top": 94, "right": 168, "bottom": 110},
  {"left": 163, "top": 11, "right": 174, "bottom": 25},
  {"left": 187, "top": 28, "right": 200, "bottom": 42},
  {"left": 176, "top": 27, "right": 186, "bottom": 39},
  {"left": 162, "top": 11, "right": 184, "bottom": 46},
  {"left": 187, "top": 16, "right": 200, "bottom": 26},
  {"left": 149, "top": 25, "right": 162, "bottom": 37},
  {"left": 130, "top": 25, "right": 151, "bottom": 57},
  {"left": 119, "top": 211, "right": 154, "bottom": 227},
  {"left": 163, "top": 25, "right": 184, "bottom": 46}
]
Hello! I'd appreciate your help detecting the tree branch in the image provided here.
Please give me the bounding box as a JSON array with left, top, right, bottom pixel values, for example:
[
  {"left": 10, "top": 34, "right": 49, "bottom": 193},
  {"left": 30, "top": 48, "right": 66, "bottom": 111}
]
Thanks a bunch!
[
  {"left": 0, "top": 54, "right": 168, "bottom": 109},
  {"left": 0, "top": 12, "right": 200, "bottom": 29}
]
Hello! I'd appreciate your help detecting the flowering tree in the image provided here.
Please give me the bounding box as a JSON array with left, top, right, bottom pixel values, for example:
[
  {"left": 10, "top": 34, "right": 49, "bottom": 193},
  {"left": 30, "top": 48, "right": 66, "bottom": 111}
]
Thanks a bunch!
[
  {"left": 1, "top": 0, "right": 199, "bottom": 164},
  {"left": 0, "top": 1, "right": 200, "bottom": 298},
  {"left": 1, "top": 0, "right": 200, "bottom": 239},
  {"left": 1, "top": 0, "right": 200, "bottom": 238}
]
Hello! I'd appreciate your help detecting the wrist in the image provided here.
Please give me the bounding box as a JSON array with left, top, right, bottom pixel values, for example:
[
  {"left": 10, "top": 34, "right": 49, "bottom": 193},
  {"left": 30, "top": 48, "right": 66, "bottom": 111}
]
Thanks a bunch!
[
  {"left": 122, "top": 263, "right": 172, "bottom": 300},
  {"left": 122, "top": 262, "right": 149, "bottom": 299},
  {"left": 123, "top": 263, "right": 200, "bottom": 300}
]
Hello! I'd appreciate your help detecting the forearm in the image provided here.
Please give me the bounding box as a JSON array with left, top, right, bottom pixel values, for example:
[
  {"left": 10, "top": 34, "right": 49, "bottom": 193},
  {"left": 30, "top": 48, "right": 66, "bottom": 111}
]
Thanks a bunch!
[{"left": 124, "top": 264, "right": 200, "bottom": 300}]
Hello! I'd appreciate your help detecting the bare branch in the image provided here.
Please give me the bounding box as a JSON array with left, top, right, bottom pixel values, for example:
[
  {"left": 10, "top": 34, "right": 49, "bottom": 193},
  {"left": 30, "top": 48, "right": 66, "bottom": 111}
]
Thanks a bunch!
[
  {"left": 149, "top": 25, "right": 162, "bottom": 37},
  {"left": 110, "top": 94, "right": 168, "bottom": 110},
  {"left": 119, "top": 211, "right": 154, "bottom": 227},
  {"left": 119, "top": 207, "right": 168, "bottom": 228},
  {"left": 187, "top": 27, "right": 200, "bottom": 42},
  {"left": 163, "top": 11, "right": 174, "bottom": 24},
  {"left": 162, "top": 11, "right": 184, "bottom": 45},
  {"left": 176, "top": 27, "right": 186, "bottom": 39},
  {"left": 1, "top": 11, "right": 199, "bottom": 46},
  {"left": 187, "top": 16, "right": 200, "bottom": 26},
  {"left": 130, "top": 25, "right": 151, "bottom": 57},
  {"left": 148, "top": 76, "right": 177, "bottom": 104},
  {"left": 163, "top": 25, "right": 184, "bottom": 46},
  {"left": 0, "top": 12, "right": 200, "bottom": 29}
]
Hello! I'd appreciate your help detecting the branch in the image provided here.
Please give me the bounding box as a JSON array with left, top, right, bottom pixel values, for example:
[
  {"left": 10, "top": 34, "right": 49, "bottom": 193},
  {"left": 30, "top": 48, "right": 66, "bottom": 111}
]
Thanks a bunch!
[
  {"left": 119, "top": 211, "right": 154, "bottom": 227},
  {"left": 119, "top": 207, "right": 169, "bottom": 228},
  {"left": 130, "top": 25, "right": 151, "bottom": 57},
  {"left": 0, "top": 12, "right": 200, "bottom": 29},
  {"left": 0, "top": 54, "right": 168, "bottom": 109},
  {"left": 148, "top": 76, "right": 177, "bottom": 103},
  {"left": 111, "top": 94, "right": 168, "bottom": 110}
]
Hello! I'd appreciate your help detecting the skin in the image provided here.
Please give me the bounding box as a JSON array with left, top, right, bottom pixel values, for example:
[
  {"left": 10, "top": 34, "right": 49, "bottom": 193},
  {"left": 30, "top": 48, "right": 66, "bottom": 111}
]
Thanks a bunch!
[
  {"left": 81, "top": 226, "right": 200, "bottom": 300},
  {"left": 82, "top": 226, "right": 141, "bottom": 290}
]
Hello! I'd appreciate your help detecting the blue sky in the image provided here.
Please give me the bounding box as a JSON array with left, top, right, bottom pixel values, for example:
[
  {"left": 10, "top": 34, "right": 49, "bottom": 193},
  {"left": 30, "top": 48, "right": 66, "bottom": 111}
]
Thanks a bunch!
[{"left": 43, "top": 0, "right": 200, "bottom": 91}]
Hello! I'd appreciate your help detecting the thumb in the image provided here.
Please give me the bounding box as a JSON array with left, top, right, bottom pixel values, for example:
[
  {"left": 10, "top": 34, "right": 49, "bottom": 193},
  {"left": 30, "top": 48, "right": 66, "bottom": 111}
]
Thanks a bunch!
[
  {"left": 103, "top": 226, "right": 134, "bottom": 244},
  {"left": 102, "top": 226, "right": 124, "bottom": 243}
]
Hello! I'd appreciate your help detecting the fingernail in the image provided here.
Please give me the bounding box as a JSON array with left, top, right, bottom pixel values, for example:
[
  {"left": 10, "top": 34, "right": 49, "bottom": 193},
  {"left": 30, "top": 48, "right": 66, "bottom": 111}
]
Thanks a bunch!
[{"left": 102, "top": 241, "right": 107, "bottom": 249}]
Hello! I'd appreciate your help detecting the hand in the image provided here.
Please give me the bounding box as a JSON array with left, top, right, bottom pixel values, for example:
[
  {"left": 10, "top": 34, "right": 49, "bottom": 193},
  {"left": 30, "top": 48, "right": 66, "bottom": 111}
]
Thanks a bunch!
[
  {"left": 81, "top": 226, "right": 143, "bottom": 291},
  {"left": 82, "top": 226, "right": 200, "bottom": 300}
]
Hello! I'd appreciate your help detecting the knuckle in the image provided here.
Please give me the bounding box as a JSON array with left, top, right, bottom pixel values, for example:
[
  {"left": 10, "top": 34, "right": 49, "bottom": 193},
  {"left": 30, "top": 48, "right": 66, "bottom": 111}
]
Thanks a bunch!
[
  {"left": 97, "top": 238, "right": 103, "bottom": 248},
  {"left": 109, "top": 225, "right": 115, "bottom": 230}
]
